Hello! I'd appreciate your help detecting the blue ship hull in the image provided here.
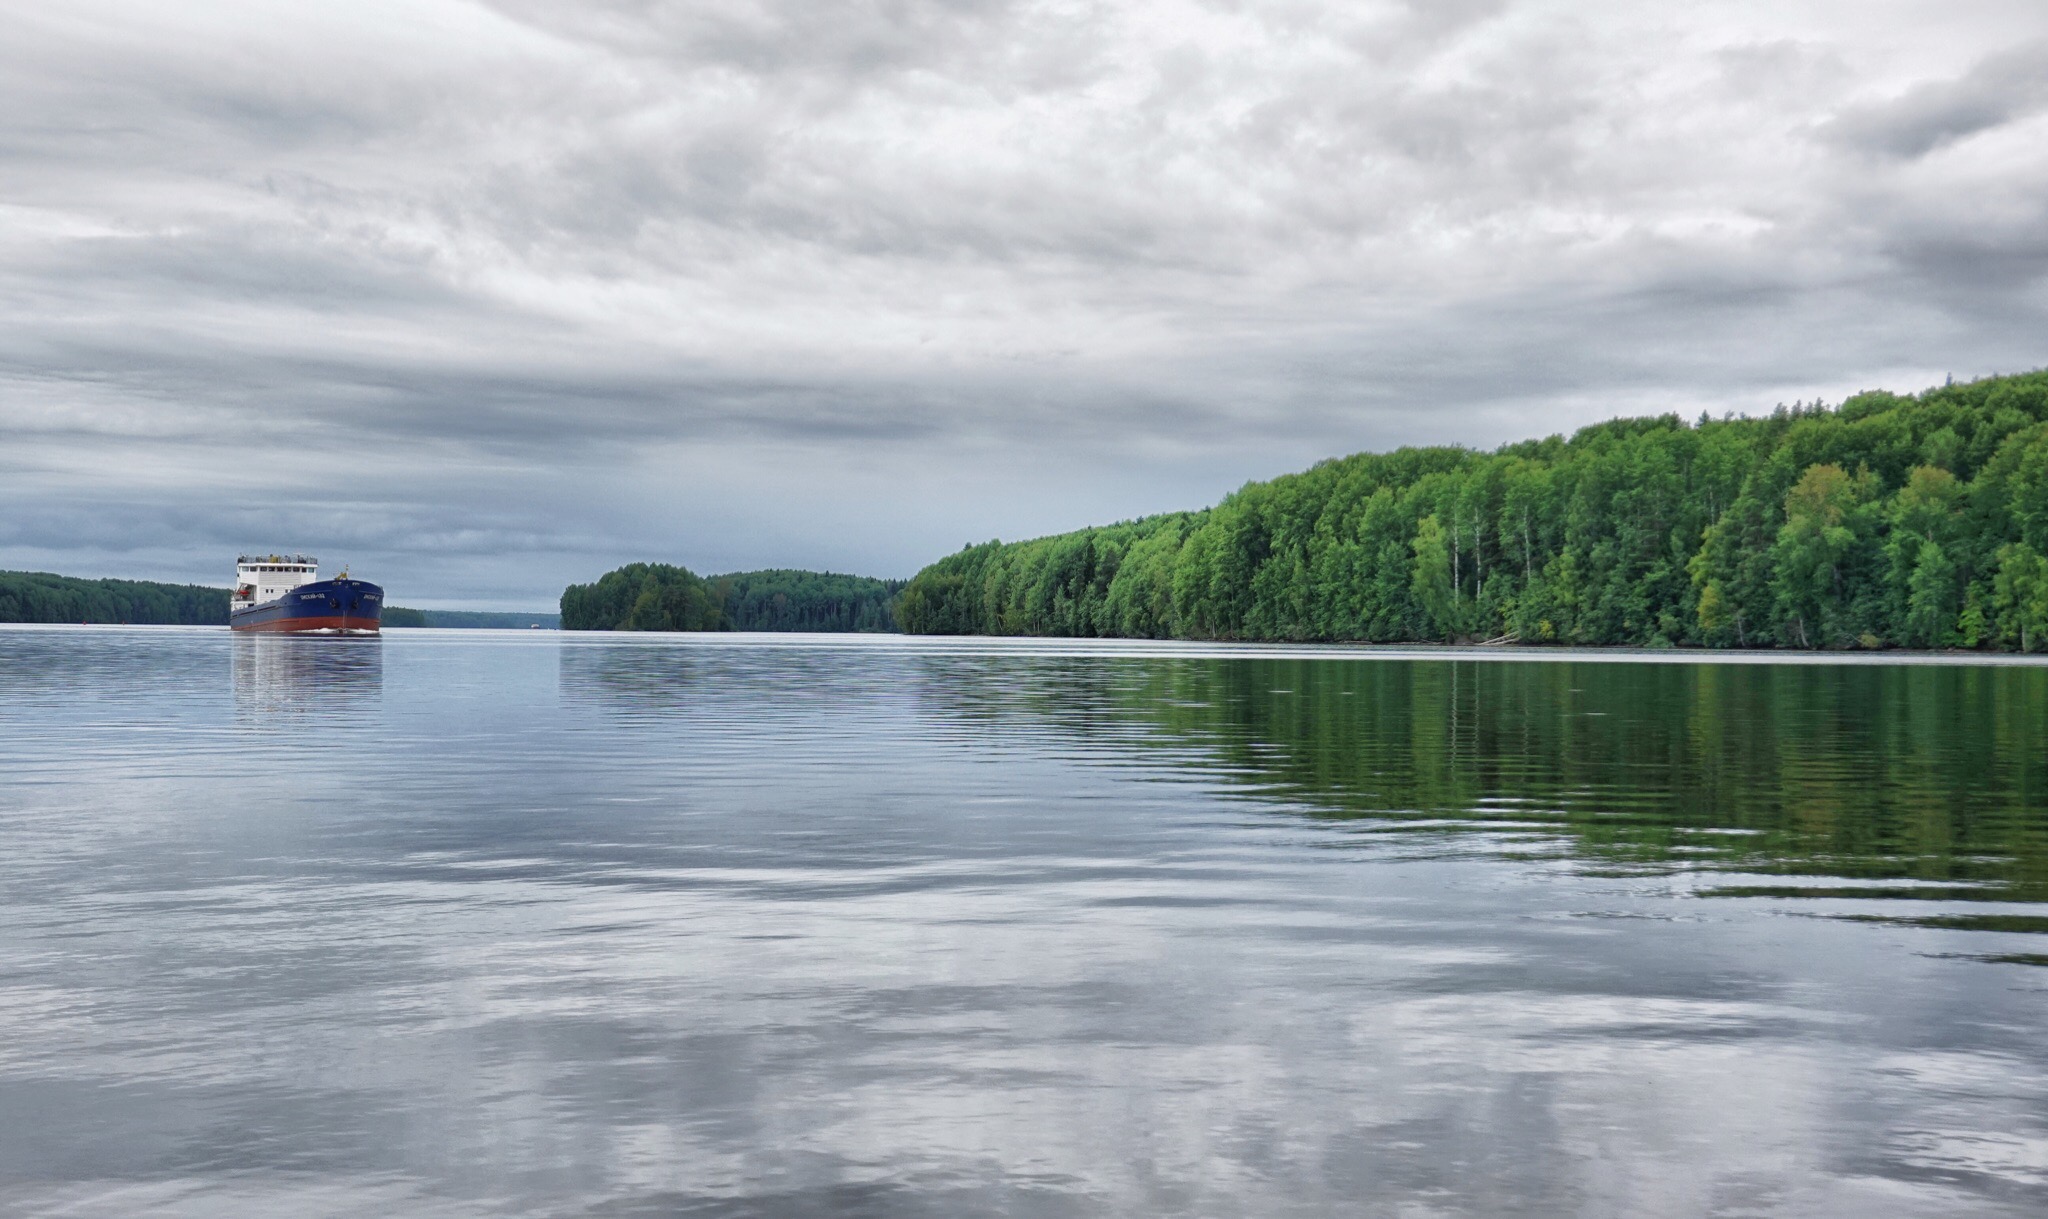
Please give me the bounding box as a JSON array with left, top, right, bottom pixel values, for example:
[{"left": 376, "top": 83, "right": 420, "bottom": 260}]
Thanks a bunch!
[{"left": 230, "top": 577, "right": 384, "bottom": 633}]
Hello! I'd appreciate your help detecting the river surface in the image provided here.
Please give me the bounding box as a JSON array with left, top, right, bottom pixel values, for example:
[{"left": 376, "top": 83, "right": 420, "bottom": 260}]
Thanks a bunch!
[{"left": 3, "top": 626, "right": 2048, "bottom": 1217}]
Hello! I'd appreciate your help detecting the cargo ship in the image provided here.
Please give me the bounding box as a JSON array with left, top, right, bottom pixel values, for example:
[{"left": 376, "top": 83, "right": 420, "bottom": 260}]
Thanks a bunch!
[{"left": 229, "top": 554, "right": 383, "bottom": 633}]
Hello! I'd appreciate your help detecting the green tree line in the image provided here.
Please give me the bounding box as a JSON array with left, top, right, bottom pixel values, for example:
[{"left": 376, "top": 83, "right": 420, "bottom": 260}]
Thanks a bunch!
[
  {"left": 561, "top": 564, "right": 904, "bottom": 632},
  {"left": 0, "top": 571, "right": 231, "bottom": 625},
  {"left": 719, "top": 570, "right": 904, "bottom": 632},
  {"left": 897, "top": 370, "right": 2048, "bottom": 650}
]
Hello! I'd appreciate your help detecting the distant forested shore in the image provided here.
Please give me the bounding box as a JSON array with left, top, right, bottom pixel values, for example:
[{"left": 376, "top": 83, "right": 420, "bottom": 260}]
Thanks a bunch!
[
  {"left": 560, "top": 566, "right": 904, "bottom": 632},
  {"left": 0, "top": 571, "right": 551, "bottom": 629},
  {"left": 0, "top": 571, "right": 230, "bottom": 625},
  {"left": 895, "top": 370, "right": 2048, "bottom": 651}
]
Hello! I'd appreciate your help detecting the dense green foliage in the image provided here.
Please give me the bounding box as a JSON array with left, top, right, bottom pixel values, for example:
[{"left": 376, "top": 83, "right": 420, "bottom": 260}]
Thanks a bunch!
[
  {"left": 561, "top": 564, "right": 901, "bottom": 632},
  {"left": 383, "top": 607, "right": 430, "bottom": 627},
  {"left": 718, "top": 570, "right": 902, "bottom": 632},
  {"left": 0, "top": 570, "right": 230, "bottom": 624},
  {"left": 561, "top": 563, "right": 726, "bottom": 631},
  {"left": 898, "top": 371, "right": 2048, "bottom": 650}
]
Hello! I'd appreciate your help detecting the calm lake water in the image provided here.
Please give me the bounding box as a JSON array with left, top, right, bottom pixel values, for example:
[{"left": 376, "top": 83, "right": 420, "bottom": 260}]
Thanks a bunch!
[{"left": 4, "top": 626, "right": 2048, "bottom": 1217}]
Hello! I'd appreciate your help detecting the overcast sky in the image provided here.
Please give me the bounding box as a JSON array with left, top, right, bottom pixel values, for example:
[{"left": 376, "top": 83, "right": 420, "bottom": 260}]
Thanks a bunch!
[{"left": 3, "top": 0, "right": 2045, "bottom": 607}]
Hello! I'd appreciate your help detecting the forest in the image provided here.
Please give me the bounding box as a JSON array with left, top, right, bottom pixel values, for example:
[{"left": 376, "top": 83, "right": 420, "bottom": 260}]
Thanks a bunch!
[
  {"left": 718, "top": 570, "right": 904, "bottom": 632},
  {"left": 896, "top": 370, "right": 2048, "bottom": 651},
  {"left": 560, "top": 565, "right": 904, "bottom": 632},
  {"left": 0, "top": 571, "right": 535, "bottom": 629},
  {"left": 0, "top": 570, "right": 230, "bottom": 625}
]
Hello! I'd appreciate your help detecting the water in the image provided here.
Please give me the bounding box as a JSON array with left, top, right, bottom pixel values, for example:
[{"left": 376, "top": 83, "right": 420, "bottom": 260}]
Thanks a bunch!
[{"left": 3, "top": 626, "right": 2047, "bottom": 1217}]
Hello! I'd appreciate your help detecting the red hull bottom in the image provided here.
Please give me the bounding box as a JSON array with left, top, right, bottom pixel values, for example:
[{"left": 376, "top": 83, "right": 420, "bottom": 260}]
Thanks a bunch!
[{"left": 232, "top": 615, "right": 382, "bottom": 634}]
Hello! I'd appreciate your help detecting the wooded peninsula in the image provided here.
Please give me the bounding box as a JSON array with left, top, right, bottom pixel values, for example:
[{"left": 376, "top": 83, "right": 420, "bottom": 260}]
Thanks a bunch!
[
  {"left": 560, "top": 568, "right": 904, "bottom": 633},
  {"left": 892, "top": 370, "right": 2048, "bottom": 651},
  {"left": 0, "top": 571, "right": 228, "bottom": 626}
]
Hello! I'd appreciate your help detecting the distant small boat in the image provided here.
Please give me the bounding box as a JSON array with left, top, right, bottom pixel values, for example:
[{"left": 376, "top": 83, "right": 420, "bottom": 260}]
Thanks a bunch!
[{"left": 228, "top": 554, "right": 383, "bottom": 634}]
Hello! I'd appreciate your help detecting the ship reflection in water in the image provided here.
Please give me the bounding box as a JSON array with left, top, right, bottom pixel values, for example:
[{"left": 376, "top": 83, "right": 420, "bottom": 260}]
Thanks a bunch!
[{"left": 231, "top": 632, "right": 381, "bottom": 721}]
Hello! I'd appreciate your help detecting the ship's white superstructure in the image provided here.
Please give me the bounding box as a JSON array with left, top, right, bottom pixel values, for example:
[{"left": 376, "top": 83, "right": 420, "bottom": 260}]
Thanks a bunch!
[{"left": 234, "top": 554, "right": 318, "bottom": 610}]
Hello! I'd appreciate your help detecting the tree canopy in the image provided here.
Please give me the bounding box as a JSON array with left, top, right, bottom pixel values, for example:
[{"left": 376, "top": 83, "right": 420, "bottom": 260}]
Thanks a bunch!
[
  {"left": 561, "top": 563, "right": 725, "bottom": 632},
  {"left": 560, "top": 565, "right": 903, "bottom": 632},
  {"left": 896, "top": 370, "right": 2048, "bottom": 651},
  {"left": 717, "top": 570, "right": 903, "bottom": 632},
  {"left": 0, "top": 571, "right": 230, "bottom": 625}
]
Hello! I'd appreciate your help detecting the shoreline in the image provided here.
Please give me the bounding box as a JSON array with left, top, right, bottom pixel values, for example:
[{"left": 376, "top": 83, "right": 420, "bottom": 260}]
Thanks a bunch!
[{"left": 13, "top": 621, "right": 2047, "bottom": 666}]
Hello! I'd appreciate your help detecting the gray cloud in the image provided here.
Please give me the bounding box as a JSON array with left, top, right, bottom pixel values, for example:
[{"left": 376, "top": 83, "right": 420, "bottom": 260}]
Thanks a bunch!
[
  {"left": 1824, "top": 41, "right": 2048, "bottom": 159},
  {"left": 3, "top": 0, "right": 2046, "bottom": 606}
]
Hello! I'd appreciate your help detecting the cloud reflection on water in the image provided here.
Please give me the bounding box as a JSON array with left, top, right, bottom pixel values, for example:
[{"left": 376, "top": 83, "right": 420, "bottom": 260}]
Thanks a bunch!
[{"left": 0, "top": 629, "right": 2044, "bottom": 1215}]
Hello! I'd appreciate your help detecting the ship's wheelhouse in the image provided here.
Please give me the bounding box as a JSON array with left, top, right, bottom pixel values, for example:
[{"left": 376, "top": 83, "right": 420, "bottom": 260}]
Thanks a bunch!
[{"left": 234, "top": 554, "right": 318, "bottom": 609}]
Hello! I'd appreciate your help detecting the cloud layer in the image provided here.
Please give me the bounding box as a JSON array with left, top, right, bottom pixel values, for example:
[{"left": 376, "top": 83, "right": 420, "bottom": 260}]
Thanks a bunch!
[{"left": 3, "top": 0, "right": 2046, "bottom": 605}]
